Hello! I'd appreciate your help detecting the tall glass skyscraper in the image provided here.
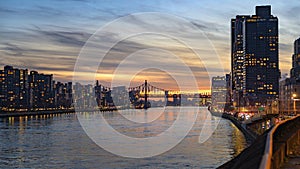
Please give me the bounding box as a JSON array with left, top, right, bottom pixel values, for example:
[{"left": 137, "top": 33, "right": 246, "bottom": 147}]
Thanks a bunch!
[{"left": 231, "top": 5, "right": 280, "bottom": 106}]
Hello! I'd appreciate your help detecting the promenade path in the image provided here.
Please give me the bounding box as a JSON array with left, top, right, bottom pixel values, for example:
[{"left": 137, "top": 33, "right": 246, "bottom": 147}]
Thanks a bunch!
[{"left": 281, "top": 144, "right": 300, "bottom": 169}]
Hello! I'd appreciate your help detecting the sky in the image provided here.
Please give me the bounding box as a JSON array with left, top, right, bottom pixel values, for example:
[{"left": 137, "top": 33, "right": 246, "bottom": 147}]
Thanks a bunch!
[{"left": 0, "top": 0, "right": 300, "bottom": 92}]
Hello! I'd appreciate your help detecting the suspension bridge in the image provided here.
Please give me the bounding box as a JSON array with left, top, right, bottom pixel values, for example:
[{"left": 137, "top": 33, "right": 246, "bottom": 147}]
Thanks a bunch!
[{"left": 92, "top": 80, "right": 211, "bottom": 109}]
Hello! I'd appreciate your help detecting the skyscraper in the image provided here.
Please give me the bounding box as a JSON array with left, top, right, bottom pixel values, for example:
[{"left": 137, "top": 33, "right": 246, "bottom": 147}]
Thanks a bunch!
[
  {"left": 231, "top": 5, "right": 280, "bottom": 106},
  {"left": 290, "top": 38, "right": 300, "bottom": 80}
]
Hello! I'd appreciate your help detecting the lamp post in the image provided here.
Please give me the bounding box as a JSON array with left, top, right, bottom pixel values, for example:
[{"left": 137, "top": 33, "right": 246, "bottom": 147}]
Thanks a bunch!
[
  {"left": 292, "top": 94, "right": 296, "bottom": 114},
  {"left": 292, "top": 93, "right": 300, "bottom": 114}
]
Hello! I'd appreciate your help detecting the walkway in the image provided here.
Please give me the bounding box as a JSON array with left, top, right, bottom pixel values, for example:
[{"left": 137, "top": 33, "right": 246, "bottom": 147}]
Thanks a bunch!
[{"left": 281, "top": 144, "right": 300, "bottom": 169}]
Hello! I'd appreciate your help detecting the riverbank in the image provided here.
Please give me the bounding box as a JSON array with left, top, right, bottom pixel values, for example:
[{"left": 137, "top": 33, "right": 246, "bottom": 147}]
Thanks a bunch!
[
  {"left": 221, "top": 113, "right": 258, "bottom": 143},
  {"left": 209, "top": 111, "right": 270, "bottom": 169},
  {"left": 210, "top": 111, "right": 257, "bottom": 143},
  {"left": 0, "top": 109, "right": 76, "bottom": 118},
  {"left": 0, "top": 108, "right": 121, "bottom": 118}
]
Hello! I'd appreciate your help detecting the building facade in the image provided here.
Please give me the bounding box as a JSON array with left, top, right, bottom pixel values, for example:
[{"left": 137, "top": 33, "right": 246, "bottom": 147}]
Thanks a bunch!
[
  {"left": 279, "top": 38, "right": 300, "bottom": 114},
  {"left": 211, "top": 76, "right": 227, "bottom": 111},
  {"left": 54, "top": 81, "right": 73, "bottom": 109},
  {"left": 231, "top": 5, "right": 280, "bottom": 106},
  {"left": 0, "top": 65, "right": 73, "bottom": 111},
  {"left": 0, "top": 66, "right": 29, "bottom": 111},
  {"left": 28, "top": 71, "right": 54, "bottom": 110},
  {"left": 290, "top": 38, "right": 300, "bottom": 80}
]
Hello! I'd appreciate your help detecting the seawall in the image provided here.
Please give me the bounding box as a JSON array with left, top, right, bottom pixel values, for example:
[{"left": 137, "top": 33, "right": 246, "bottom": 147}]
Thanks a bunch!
[{"left": 221, "top": 113, "right": 258, "bottom": 143}]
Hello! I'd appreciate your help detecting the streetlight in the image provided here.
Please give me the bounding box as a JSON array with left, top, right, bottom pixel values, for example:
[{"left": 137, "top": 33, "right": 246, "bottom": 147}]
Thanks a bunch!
[{"left": 292, "top": 93, "right": 299, "bottom": 114}]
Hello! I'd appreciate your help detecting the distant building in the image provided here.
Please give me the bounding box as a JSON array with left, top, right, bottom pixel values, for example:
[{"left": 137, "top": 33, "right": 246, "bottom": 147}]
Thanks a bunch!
[
  {"left": 28, "top": 71, "right": 54, "bottom": 110},
  {"left": 231, "top": 5, "right": 280, "bottom": 106},
  {"left": 112, "top": 86, "right": 130, "bottom": 109},
  {"left": 0, "top": 66, "right": 29, "bottom": 111},
  {"left": 0, "top": 70, "right": 5, "bottom": 110},
  {"left": 211, "top": 76, "right": 226, "bottom": 111},
  {"left": 224, "top": 73, "right": 233, "bottom": 111},
  {"left": 54, "top": 81, "right": 72, "bottom": 109},
  {"left": 290, "top": 38, "right": 300, "bottom": 80},
  {"left": 279, "top": 38, "right": 300, "bottom": 114},
  {"left": 73, "top": 82, "right": 84, "bottom": 109},
  {"left": 225, "top": 74, "right": 232, "bottom": 104},
  {"left": 0, "top": 65, "right": 76, "bottom": 111}
]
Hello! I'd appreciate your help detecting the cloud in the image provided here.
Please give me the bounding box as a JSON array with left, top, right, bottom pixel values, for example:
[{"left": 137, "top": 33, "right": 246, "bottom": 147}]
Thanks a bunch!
[
  {"left": 0, "top": 7, "right": 17, "bottom": 14},
  {"left": 1, "top": 0, "right": 299, "bottom": 90}
]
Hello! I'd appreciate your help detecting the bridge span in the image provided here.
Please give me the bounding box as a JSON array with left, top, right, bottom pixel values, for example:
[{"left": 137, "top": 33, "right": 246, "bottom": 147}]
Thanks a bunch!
[{"left": 94, "top": 80, "right": 211, "bottom": 109}]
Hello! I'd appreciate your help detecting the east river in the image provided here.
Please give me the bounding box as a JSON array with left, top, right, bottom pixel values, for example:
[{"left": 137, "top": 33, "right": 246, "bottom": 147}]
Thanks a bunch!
[{"left": 0, "top": 107, "right": 247, "bottom": 168}]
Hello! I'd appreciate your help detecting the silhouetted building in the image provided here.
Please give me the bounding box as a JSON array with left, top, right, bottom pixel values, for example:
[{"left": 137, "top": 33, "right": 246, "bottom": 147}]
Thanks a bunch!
[
  {"left": 73, "top": 82, "right": 84, "bottom": 109},
  {"left": 0, "top": 70, "right": 4, "bottom": 110},
  {"left": 94, "top": 80, "right": 102, "bottom": 107},
  {"left": 93, "top": 81, "right": 113, "bottom": 109},
  {"left": 290, "top": 38, "right": 300, "bottom": 81},
  {"left": 28, "top": 71, "right": 54, "bottom": 110},
  {"left": 0, "top": 66, "right": 29, "bottom": 111},
  {"left": 280, "top": 38, "right": 300, "bottom": 114},
  {"left": 112, "top": 86, "right": 130, "bottom": 109},
  {"left": 0, "top": 65, "right": 75, "bottom": 111},
  {"left": 54, "top": 81, "right": 73, "bottom": 109},
  {"left": 231, "top": 5, "right": 279, "bottom": 106},
  {"left": 225, "top": 74, "right": 232, "bottom": 104}
]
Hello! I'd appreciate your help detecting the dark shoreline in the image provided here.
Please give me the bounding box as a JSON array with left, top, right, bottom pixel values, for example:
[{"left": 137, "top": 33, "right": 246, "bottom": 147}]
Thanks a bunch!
[
  {"left": 0, "top": 108, "right": 121, "bottom": 118},
  {"left": 210, "top": 111, "right": 257, "bottom": 143},
  {"left": 0, "top": 109, "right": 76, "bottom": 118}
]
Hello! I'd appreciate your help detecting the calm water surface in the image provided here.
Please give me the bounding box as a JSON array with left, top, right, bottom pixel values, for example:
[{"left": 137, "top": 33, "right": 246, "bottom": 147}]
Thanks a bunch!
[{"left": 0, "top": 107, "right": 247, "bottom": 169}]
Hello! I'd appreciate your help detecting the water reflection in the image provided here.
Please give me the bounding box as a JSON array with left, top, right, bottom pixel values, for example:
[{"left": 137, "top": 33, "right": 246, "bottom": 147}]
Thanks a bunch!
[{"left": 0, "top": 107, "right": 247, "bottom": 168}]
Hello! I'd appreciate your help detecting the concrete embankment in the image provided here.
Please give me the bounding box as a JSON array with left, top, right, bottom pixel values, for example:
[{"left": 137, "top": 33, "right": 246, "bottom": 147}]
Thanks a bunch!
[{"left": 221, "top": 113, "right": 258, "bottom": 143}]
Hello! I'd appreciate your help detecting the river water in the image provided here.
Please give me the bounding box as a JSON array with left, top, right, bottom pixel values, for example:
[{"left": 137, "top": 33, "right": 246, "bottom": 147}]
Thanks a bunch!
[{"left": 0, "top": 107, "right": 247, "bottom": 169}]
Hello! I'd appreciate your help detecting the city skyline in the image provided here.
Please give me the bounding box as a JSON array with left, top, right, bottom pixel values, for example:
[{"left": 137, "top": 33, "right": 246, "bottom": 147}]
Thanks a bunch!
[
  {"left": 1, "top": 1, "right": 300, "bottom": 92},
  {"left": 1, "top": 2, "right": 300, "bottom": 168}
]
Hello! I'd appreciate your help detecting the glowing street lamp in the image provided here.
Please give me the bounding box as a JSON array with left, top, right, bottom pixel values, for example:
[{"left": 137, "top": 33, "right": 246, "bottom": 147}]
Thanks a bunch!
[{"left": 292, "top": 93, "right": 297, "bottom": 114}]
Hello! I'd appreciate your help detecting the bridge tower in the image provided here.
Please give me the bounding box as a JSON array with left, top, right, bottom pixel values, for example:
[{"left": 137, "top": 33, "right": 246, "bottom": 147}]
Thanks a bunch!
[
  {"left": 165, "top": 91, "right": 169, "bottom": 106},
  {"left": 144, "top": 80, "right": 148, "bottom": 109}
]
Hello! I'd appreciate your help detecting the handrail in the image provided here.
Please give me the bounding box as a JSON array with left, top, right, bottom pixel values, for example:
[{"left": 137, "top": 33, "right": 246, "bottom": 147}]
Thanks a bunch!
[{"left": 259, "top": 115, "right": 300, "bottom": 169}]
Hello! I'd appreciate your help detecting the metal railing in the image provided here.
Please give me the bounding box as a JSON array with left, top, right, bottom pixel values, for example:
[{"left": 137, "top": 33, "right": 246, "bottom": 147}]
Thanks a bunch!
[{"left": 259, "top": 115, "right": 300, "bottom": 169}]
